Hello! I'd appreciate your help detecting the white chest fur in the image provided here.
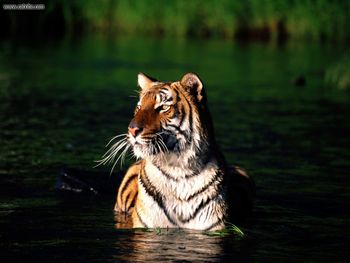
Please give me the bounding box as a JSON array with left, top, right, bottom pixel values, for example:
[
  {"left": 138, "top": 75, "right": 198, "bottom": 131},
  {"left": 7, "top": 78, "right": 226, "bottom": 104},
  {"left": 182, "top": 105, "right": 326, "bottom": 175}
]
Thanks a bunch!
[{"left": 136, "top": 158, "right": 226, "bottom": 230}]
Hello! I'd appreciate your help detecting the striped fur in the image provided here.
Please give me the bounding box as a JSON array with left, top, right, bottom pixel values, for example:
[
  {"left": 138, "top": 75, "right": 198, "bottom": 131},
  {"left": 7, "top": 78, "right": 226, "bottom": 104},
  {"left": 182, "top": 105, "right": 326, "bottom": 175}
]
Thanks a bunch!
[{"left": 111, "top": 73, "right": 253, "bottom": 231}]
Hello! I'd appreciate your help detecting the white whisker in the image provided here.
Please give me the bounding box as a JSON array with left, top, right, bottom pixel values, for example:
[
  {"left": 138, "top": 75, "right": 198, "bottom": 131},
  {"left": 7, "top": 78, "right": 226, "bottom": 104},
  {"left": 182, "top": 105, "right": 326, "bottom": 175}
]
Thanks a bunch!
[
  {"left": 156, "top": 132, "right": 169, "bottom": 154},
  {"left": 102, "top": 138, "right": 127, "bottom": 158},
  {"left": 98, "top": 140, "right": 127, "bottom": 164},
  {"left": 94, "top": 133, "right": 133, "bottom": 174},
  {"left": 106, "top": 133, "right": 128, "bottom": 147}
]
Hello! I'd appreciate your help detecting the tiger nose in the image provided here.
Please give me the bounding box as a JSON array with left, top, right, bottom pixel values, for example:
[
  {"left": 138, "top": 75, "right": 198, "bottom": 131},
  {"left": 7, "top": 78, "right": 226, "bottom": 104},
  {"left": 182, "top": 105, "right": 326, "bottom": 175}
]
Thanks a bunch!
[{"left": 128, "top": 124, "right": 143, "bottom": 137}]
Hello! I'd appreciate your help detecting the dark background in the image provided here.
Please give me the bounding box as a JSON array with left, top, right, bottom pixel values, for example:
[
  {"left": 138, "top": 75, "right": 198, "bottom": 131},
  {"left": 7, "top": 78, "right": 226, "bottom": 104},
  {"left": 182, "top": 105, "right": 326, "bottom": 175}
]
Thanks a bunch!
[{"left": 1, "top": 1, "right": 350, "bottom": 262}]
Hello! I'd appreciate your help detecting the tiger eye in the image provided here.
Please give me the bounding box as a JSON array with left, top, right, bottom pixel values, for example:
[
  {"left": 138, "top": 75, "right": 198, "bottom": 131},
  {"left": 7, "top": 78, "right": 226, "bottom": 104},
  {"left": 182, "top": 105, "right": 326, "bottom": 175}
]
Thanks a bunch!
[
  {"left": 160, "top": 105, "right": 170, "bottom": 112},
  {"left": 156, "top": 105, "right": 171, "bottom": 113}
]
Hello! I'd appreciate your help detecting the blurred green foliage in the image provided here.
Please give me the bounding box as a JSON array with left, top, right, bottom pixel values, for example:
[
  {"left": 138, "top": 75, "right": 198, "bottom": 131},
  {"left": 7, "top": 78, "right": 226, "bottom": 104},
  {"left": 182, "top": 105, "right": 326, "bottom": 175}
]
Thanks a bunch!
[
  {"left": 325, "top": 54, "right": 350, "bottom": 90},
  {"left": 3, "top": 0, "right": 350, "bottom": 41}
]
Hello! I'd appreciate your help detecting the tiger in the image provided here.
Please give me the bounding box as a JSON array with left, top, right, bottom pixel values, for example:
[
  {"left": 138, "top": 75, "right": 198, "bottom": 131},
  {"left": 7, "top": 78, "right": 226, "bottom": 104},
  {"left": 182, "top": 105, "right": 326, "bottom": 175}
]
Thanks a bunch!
[{"left": 101, "top": 72, "right": 255, "bottom": 231}]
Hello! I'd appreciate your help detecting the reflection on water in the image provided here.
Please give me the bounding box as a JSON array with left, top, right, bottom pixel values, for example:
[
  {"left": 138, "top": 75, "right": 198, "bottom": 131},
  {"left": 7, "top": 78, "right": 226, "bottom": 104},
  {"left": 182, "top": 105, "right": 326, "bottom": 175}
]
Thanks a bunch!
[
  {"left": 113, "top": 207, "right": 249, "bottom": 262},
  {"left": 1, "top": 36, "right": 350, "bottom": 262},
  {"left": 114, "top": 210, "right": 133, "bottom": 229},
  {"left": 113, "top": 207, "right": 250, "bottom": 262},
  {"left": 115, "top": 229, "right": 226, "bottom": 262}
]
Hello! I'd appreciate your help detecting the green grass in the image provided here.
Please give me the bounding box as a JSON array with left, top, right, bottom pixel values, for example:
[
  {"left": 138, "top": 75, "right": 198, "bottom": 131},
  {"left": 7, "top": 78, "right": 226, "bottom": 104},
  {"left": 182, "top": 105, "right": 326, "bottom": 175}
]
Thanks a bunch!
[
  {"left": 75, "top": 0, "right": 350, "bottom": 41},
  {"left": 134, "top": 223, "right": 244, "bottom": 238},
  {"left": 205, "top": 222, "right": 245, "bottom": 238},
  {"left": 132, "top": 221, "right": 244, "bottom": 237},
  {"left": 5, "top": 0, "right": 350, "bottom": 42}
]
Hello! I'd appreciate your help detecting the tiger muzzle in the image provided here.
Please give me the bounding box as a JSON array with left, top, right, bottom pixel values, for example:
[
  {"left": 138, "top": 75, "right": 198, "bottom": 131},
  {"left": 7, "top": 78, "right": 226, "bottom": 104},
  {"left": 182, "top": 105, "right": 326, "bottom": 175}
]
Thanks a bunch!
[{"left": 128, "top": 115, "right": 145, "bottom": 138}]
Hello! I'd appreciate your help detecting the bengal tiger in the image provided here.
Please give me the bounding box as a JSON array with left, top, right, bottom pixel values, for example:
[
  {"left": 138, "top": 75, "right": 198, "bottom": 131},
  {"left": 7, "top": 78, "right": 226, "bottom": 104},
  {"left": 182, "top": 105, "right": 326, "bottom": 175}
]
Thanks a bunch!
[{"left": 99, "top": 73, "right": 255, "bottom": 231}]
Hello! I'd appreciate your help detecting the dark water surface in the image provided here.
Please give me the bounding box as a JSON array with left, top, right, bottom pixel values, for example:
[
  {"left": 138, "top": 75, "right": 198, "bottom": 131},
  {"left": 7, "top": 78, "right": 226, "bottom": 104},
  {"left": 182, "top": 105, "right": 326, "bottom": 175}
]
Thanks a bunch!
[{"left": 1, "top": 36, "right": 350, "bottom": 262}]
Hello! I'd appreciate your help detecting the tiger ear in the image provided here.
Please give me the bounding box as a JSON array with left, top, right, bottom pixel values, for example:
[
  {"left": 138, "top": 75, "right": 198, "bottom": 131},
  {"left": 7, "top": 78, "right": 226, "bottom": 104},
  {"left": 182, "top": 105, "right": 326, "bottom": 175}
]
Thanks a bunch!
[
  {"left": 138, "top": 73, "right": 158, "bottom": 90},
  {"left": 180, "top": 73, "right": 204, "bottom": 102}
]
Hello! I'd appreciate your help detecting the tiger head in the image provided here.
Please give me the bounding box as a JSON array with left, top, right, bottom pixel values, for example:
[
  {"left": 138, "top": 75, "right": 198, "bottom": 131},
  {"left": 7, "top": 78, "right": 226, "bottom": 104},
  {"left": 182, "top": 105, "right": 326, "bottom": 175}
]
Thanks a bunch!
[{"left": 128, "top": 73, "right": 216, "bottom": 161}]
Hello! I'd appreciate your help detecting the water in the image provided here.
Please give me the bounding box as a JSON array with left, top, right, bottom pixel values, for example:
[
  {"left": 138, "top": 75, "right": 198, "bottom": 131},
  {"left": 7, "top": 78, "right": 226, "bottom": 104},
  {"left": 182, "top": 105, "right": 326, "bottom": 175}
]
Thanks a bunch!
[{"left": 1, "top": 36, "right": 350, "bottom": 262}]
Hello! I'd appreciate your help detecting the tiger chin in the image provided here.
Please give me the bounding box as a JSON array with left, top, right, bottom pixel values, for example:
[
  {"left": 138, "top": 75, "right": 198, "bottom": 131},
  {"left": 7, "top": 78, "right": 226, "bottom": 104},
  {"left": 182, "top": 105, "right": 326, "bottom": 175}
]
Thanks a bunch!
[{"left": 111, "top": 72, "right": 255, "bottom": 231}]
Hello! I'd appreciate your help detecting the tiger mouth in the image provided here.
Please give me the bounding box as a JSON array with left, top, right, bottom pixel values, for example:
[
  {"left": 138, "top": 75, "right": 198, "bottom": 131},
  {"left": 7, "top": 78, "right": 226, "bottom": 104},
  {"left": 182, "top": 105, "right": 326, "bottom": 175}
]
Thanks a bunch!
[{"left": 129, "top": 132, "right": 178, "bottom": 157}]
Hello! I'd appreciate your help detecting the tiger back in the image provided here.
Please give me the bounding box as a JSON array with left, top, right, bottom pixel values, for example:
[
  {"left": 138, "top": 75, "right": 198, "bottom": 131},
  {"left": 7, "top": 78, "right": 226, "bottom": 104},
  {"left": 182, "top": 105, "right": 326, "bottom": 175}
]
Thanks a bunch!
[{"left": 112, "top": 73, "right": 254, "bottom": 231}]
